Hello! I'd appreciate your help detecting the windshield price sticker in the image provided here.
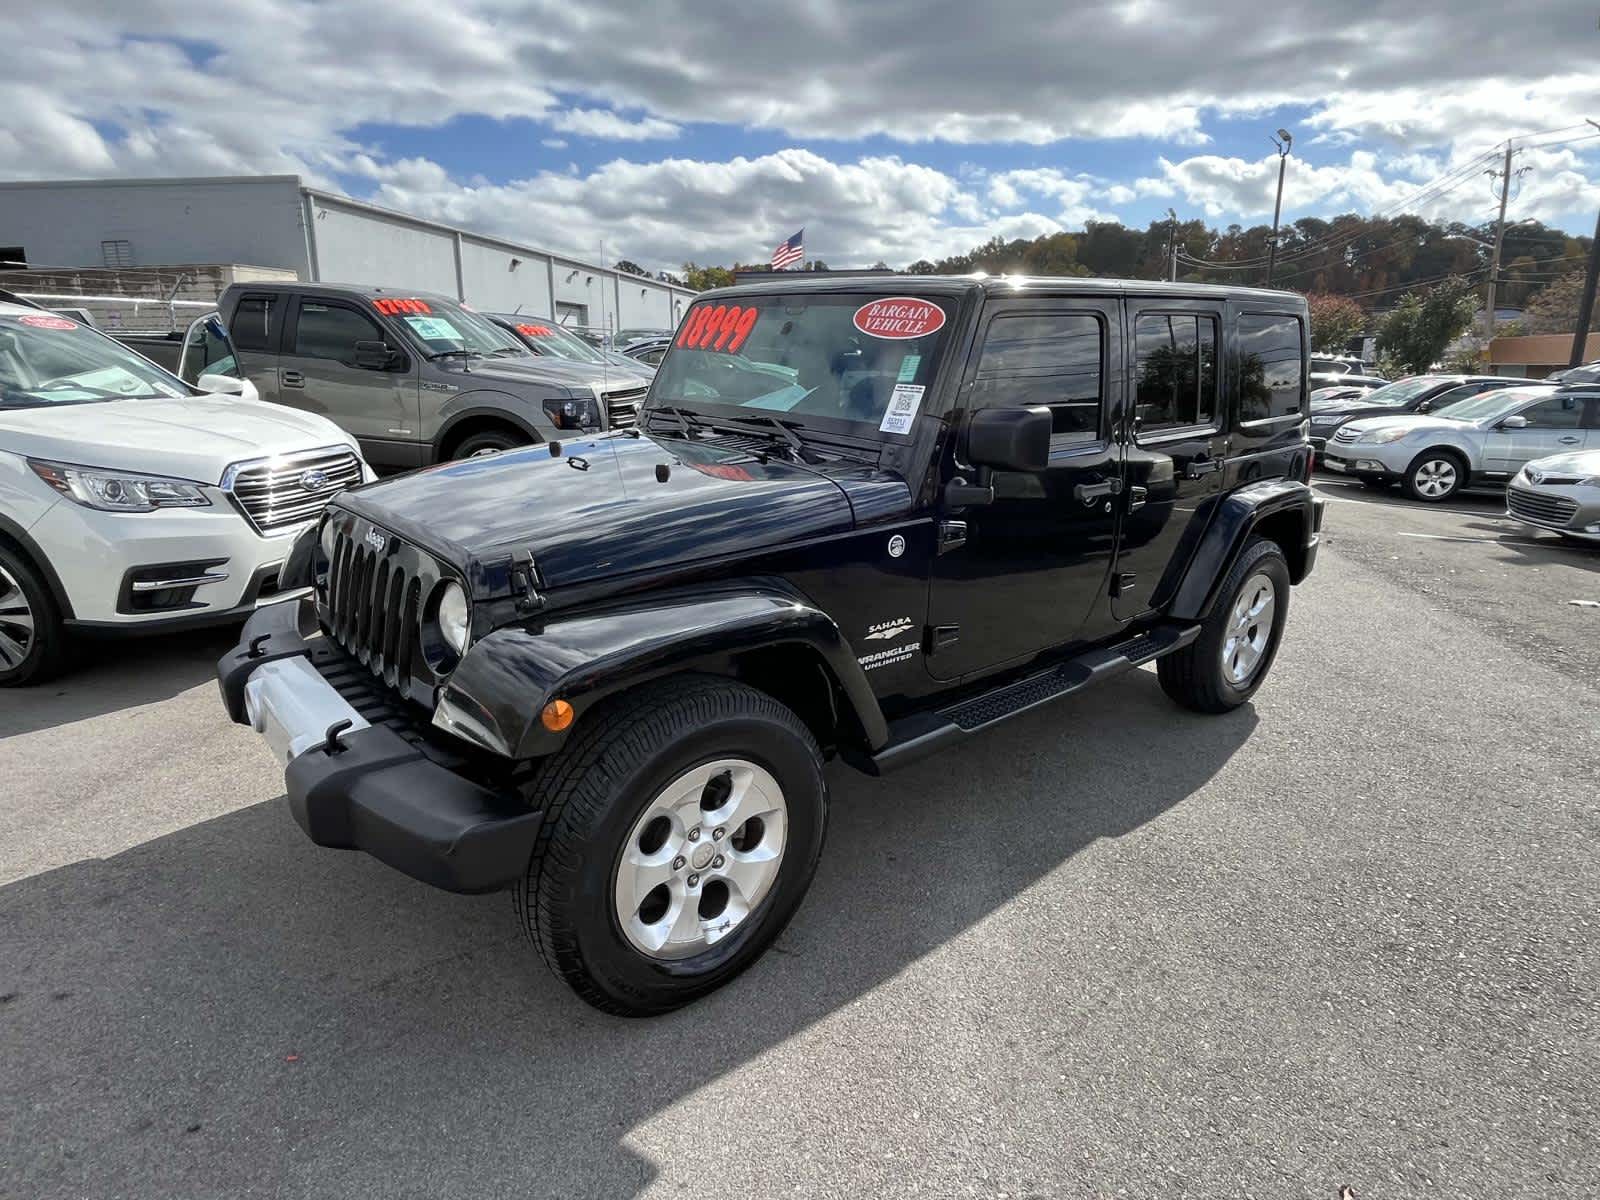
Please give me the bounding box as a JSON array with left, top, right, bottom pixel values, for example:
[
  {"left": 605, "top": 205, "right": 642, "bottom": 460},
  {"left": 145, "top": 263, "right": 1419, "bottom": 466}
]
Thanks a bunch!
[
  {"left": 516, "top": 323, "right": 555, "bottom": 336},
  {"left": 853, "top": 297, "right": 945, "bottom": 340},
  {"left": 373, "top": 298, "right": 432, "bottom": 316},
  {"left": 897, "top": 354, "right": 921, "bottom": 382},
  {"left": 16, "top": 314, "right": 78, "bottom": 331},
  {"left": 879, "top": 384, "right": 925, "bottom": 435},
  {"left": 403, "top": 315, "right": 462, "bottom": 340},
  {"left": 677, "top": 304, "right": 760, "bottom": 354}
]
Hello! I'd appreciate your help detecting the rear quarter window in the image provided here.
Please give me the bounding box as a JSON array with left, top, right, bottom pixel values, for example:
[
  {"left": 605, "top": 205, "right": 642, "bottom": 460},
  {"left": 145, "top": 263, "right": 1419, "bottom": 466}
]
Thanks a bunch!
[{"left": 1238, "top": 314, "right": 1305, "bottom": 424}]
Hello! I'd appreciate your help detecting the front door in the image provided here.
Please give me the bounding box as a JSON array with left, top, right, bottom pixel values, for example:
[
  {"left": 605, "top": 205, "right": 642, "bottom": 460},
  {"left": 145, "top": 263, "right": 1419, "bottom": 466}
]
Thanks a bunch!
[
  {"left": 1111, "top": 300, "right": 1228, "bottom": 620},
  {"left": 281, "top": 296, "right": 420, "bottom": 463},
  {"left": 1483, "top": 391, "right": 1592, "bottom": 473},
  {"left": 228, "top": 291, "right": 285, "bottom": 404},
  {"left": 927, "top": 298, "right": 1123, "bottom": 681}
]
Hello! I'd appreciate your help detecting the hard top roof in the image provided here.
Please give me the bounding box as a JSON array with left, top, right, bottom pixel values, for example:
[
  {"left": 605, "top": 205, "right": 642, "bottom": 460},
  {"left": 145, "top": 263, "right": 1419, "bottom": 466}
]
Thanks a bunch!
[
  {"left": 228, "top": 280, "right": 460, "bottom": 301},
  {"left": 701, "top": 272, "right": 1304, "bottom": 303}
]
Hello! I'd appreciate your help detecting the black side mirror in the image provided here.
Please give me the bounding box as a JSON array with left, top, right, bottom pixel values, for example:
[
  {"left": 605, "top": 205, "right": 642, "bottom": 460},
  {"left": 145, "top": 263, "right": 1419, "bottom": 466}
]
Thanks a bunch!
[
  {"left": 1417, "top": 399, "right": 1432, "bottom": 412},
  {"left": 354, "top": 340, "right": 398, "bottom": 370},
  {"left": 966, "top": 406, "right": 1052, "bottom": 472}
]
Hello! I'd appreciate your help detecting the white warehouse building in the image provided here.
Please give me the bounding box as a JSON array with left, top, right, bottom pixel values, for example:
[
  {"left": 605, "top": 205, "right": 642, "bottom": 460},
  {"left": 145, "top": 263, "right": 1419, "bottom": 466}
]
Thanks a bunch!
[{"left": 0, "top": 175, "right": 695, "bottom": 332}]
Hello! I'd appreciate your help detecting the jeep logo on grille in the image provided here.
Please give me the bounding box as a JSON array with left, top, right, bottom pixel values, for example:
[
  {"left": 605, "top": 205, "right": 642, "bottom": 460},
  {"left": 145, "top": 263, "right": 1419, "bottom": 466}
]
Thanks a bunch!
[
  {"left": 365, "top": 528, "right": 387, "bottom": 553},
  {"left": 299, "top": 467, "right": 331, "bottom": 491}
]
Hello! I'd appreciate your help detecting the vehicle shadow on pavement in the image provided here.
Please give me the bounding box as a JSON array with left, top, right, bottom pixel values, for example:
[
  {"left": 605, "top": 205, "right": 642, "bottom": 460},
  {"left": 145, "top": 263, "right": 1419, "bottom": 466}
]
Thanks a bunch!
[
  {"left": 0, "top": 671, "right": 1256, "bottom": 1199},
  {"left": 0, "top": 625, "right": 237, "bottom": 739}
]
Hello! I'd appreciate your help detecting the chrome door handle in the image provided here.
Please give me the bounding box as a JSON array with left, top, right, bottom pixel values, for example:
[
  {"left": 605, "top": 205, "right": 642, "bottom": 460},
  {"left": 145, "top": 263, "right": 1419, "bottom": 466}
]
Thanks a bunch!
[
  {"left": 1186, "top": 457, "right": 1224, "bottom": 478},
  {"left": 282, "top": 369, "right": 305, "bottom": 388},
  {"left": 1558, "top": 435, "right": 1581, "bottom": 444}
]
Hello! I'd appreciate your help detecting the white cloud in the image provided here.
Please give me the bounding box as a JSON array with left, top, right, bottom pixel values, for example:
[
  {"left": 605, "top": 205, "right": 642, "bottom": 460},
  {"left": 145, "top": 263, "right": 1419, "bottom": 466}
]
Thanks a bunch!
[{"left": 547, "top": 109, "right": 679, "bottom": 141}]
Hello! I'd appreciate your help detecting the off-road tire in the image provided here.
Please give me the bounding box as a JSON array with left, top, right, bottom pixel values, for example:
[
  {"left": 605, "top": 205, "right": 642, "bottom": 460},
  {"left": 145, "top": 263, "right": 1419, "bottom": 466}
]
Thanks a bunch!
[
  {"left": 514, "top": 674, "right": 827, "bottom": 1016},
  {"left": 1158, "top": 537, "right": 1291, "bottom": 714},
  {"left": 0, "top": 546, "right": 69, "bottom": 688}
]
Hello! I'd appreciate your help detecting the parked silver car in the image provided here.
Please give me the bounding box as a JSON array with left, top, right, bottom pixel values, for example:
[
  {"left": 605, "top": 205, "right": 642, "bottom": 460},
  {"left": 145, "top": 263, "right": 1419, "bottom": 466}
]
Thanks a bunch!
[
  {"left": 1321, "top": 384, "right": 1595, "bottom": 502},
  {"left": 1507, "top": 448, "right": 1600, "bottom": 544}
]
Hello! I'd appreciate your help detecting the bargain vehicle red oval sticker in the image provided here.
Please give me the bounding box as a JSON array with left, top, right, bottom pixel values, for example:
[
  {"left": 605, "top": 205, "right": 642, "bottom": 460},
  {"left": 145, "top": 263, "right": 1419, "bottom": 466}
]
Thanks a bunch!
[
  {"left": 852, "top": 297, "right": 945, "bottom": 340},
  {"left": 17, "top": 314, "right": 78, "bottom": 330}
]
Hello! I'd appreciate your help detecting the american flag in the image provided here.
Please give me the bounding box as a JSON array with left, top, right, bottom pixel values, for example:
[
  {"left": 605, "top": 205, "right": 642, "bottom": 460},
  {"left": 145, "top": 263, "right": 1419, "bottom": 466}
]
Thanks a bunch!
[{"left": 771, "top": 228, "right": 805, "bottom": 270}]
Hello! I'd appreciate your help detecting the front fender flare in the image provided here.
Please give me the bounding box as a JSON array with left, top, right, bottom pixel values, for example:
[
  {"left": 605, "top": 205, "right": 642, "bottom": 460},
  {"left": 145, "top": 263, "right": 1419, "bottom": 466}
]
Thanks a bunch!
[
  {"left": 432, "top": 390, "right": 555, "bottom": 454},
  {"left": 432, "top": 579, "right": 888, "bottom": 761},
  {"left": 1168, "top": 479, "right": 1322, "bottom": 621}
]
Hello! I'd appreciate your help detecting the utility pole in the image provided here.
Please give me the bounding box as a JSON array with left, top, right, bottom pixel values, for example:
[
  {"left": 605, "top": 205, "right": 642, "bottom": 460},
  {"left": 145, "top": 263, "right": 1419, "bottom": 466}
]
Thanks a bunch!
[
  {"left": 1483, "top": 141, "right": 1530, "bottom": 347},
  {"left": 1570, "top": 119, "right": 1600, "bottom": 367},
  {"left": 1166, "top": 208, "right": 1179, "bottom": 282},
  {"left": 1266, "top": 128, "right": 1292, "bottom": 286}
]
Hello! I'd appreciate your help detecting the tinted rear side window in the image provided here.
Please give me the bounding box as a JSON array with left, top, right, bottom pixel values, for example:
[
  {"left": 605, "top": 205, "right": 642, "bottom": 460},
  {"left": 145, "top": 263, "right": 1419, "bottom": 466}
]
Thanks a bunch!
[
  {"left": 231, "top": 295, "right": 280, "bottom": 353},
  {"left": 1238, "top": 314, "right": 1306, "bottom": 423},
  {"left": 972, "top": 312, "right": 1104, "bottom": 442},
  {"left": 1133, "top": 313, "right": 1217, "bottom": 431}
]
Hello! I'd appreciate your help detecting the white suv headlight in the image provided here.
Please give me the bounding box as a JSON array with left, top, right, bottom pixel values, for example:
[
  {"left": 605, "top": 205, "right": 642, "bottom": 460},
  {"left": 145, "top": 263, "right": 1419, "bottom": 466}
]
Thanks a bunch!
[
  {"left": 1356, "top": 427, "right": 1411, "bottom": 445},
  {"left": 28, "top": 459, "right": 211, "bottom": 512}
]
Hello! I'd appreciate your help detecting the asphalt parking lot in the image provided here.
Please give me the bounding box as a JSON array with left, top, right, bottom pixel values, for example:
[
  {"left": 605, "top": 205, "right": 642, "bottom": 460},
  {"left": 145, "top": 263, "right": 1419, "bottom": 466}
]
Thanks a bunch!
[{"left": 2, "top": 483, "right": 1596, "bottom": 1199}]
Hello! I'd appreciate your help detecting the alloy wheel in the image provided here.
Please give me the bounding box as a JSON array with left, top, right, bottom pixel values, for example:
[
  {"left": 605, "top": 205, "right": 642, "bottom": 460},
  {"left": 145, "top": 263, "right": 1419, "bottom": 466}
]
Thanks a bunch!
[
  {"left": 1220, "top": 572, "right": 1275, "bottom": 685},
  {"left": 613, "top": 758, "right": 788, "bottom": 960},
  {"left": 0, "top": 564, "right": 36, "bottom": 669},
  {"left": 1412, "top": 458, "right": 1458, "bottom": 499}
]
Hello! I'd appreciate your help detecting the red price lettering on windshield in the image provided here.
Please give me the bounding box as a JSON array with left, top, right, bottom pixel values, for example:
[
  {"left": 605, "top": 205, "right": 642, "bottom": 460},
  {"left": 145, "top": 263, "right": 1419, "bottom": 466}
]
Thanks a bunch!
[
  {"left": 516, "top": 324, "right": 554, "bottom": 336},
  {"left": 677, "top": 304, "right": 759, "bottom": 354},
  {"left": 373, "top": 298, "right": 432, "bottom": 315}
]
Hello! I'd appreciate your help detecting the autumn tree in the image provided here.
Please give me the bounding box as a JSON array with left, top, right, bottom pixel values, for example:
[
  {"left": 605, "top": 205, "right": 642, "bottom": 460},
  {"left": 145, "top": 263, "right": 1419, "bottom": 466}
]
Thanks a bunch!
[
  {"left": 1376, "top": 277, "right": 1479, "bottom": 375},
  {"left": 1522, "top": 273, "right": 1600, "bottom": 334},
  {"left": 1306, "top": 293, "right": 1367, "bottom": 353}
]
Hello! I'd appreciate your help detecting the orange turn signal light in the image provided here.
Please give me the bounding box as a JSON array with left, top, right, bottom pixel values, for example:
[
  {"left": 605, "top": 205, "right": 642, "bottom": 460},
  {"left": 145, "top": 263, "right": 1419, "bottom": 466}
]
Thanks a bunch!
[{"left": 541, "top": 699, "right": 575, "bottom": 732}]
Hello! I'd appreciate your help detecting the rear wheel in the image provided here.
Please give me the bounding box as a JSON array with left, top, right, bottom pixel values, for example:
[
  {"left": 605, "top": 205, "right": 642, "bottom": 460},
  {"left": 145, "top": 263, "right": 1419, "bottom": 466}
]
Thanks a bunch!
[
  {"left": 0, "top": 548, "right": 69, "bottom": 688},
  {"left": 515, "top": 675, "right": 827, "bottom": 1015},
  {"left": 1403, "top": 450, "right": 1466, "bottom": 502},
  {"left": 1158, "top": 538, "right": 1290, "bottom": 714}
]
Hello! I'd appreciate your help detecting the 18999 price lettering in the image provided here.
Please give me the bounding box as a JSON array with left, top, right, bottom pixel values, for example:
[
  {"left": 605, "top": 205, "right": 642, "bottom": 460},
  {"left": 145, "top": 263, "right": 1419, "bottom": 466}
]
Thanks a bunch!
[{"left": 676, "top": 304, "right": 760, "bottom": 354}]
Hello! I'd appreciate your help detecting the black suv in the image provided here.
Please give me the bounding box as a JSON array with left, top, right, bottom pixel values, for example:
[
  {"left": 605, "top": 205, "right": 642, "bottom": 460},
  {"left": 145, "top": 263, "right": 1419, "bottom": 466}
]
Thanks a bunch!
[{"left": 218, "top": 276, "right": 1324, "bottom": 1014}]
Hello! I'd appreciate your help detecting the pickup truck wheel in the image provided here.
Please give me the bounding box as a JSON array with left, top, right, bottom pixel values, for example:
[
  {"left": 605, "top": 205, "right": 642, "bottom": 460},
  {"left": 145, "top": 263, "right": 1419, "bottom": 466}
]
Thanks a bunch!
[
  {"left": 1157, "top": 538, "right": 1290, "bottom": 714},
  {"left": 450, "top": 428, "right": 527, "bottom": 459},
  {"left": 514, "top": 675, "right": 827, "bottom": 1016},
  {"left": 1403, "top": 451, "right": 1466, "bottom": 502},
  {"left": 0, "top": 550, "right": 68, "bottom": 688}
]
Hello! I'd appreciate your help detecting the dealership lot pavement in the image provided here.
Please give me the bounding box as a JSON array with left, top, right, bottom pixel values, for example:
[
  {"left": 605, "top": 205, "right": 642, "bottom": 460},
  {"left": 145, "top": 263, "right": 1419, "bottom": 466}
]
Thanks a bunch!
[{"left": 2, "top": 489, "right": 1596, "bottom": 1199}]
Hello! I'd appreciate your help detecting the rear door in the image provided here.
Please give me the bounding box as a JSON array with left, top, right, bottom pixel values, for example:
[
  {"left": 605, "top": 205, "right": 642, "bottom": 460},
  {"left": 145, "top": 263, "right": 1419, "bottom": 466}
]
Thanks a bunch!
[
  {"left": 227, "top": 292, "right": 285, "bottom": 404},
  {"left": 1483, "top": 391, "right": 1589, "bottom": 473},
  {"left": 926, "top": 296, "right": 1123, "bottom": 681},
  {"left": 1110, "top": 298, "right": 1229, "bottom": 620},
  {"left": 280, "top": 296, "right": 420, "bottom": 463}
]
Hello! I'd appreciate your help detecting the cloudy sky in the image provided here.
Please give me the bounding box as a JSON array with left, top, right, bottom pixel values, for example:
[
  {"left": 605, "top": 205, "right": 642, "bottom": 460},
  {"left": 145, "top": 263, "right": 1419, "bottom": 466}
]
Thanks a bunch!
[{"left": 5, "top": 1, "right": 1599, "bottom": 273}]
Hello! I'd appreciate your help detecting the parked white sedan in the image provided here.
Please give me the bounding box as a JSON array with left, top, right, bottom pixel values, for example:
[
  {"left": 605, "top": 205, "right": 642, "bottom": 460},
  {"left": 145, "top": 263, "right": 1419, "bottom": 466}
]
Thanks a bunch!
[
  {"left": 1319, "top": 384, "right": 1595, "bottom": 502},
  {"left": 0, "top": 298, "right": 373, "bottom": 686}
]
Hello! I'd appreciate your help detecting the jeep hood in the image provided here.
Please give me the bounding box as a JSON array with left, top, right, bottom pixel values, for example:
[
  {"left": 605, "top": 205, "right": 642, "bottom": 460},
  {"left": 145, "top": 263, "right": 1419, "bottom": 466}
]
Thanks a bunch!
[
  {"left": 0, "top": 395, "right": 357, "bottom": 483},
  {"left": 337, "top": 432, "right": 882, "bottom": 590}
]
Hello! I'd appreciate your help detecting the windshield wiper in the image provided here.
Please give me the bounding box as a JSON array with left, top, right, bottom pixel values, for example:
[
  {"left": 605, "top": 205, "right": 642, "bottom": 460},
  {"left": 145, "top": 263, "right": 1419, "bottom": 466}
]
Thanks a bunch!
[
  {"left": 489, "top": 346, "right": 524, "bottom": 357},
  {"left": 732, "top": 414, "right": 822, "bottom": 464},
  {"left": 650, "top": 404, "right": 707, "bottom": 439}
]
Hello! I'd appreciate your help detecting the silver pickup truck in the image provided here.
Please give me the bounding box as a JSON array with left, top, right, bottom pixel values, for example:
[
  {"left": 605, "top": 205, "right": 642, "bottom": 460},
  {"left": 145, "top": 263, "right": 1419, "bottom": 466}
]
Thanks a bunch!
[{"left": 218, "top": 282, "right": 650, "bottom": 467}]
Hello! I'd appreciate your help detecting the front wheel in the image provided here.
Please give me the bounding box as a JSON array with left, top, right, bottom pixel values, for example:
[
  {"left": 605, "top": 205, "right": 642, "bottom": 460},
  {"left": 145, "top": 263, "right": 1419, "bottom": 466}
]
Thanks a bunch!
[
  {"left": 515, "top": 675, "right": 827, "bottom": 1015},
  {"left": 450, "top": 428, "right": 528, "bottom": 460},
  {"left": 1403, "top": 451, "right": 1466, "bottom": 502},
  {"left": 0, "top": 549, "right": 69, "bottom": 688},
  {"left": 1158, "top": 538, "right": 1291, "bottom": 714}
]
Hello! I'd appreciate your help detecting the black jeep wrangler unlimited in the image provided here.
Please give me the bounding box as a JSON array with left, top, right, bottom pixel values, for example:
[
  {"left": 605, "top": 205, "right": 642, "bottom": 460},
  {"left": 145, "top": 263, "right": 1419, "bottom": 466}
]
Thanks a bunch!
[{"left": 218, "top": 276, "right": 1323, "bottom": 1015}]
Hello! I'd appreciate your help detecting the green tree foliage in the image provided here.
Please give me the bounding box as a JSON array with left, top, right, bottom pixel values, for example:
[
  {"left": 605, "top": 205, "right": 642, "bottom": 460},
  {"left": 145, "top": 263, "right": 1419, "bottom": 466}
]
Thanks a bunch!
[
  {"left": 1376, "top": 277, "right": 1479, "bottom": 375},
  {"left": 614, "top": 259, "right": 650, "bottom": 277},
  {"left": 681, "top": 262, "right": 737, "bottom": 291},
  {"left": 1306, "top": 293, "right": 1367, "bottom": 353},
  {"left": 1522, "top": 273, "right": 1600, "bottom": 334}
]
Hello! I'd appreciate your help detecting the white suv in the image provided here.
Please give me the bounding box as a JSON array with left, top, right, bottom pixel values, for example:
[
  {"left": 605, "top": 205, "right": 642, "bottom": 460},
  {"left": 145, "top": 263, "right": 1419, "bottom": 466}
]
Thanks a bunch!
[{"left": 0, "top": 298, "right": 373, "bottom": 686}]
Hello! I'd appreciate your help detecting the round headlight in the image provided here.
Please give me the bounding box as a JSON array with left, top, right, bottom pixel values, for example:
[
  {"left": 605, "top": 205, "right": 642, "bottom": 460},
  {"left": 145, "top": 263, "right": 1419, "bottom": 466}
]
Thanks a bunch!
[
  {"left": 319, "top": 518, "right": 336, "bottom": 562},
  {"left": 438, "top": 582, "right": 470, "bottom": 654}
]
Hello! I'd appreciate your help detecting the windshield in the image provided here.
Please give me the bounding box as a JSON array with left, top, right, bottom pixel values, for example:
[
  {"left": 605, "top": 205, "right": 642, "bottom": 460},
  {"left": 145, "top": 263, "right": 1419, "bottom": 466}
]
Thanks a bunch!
[
  {"left": 1437, "top": 387, "right": 1548, "bottom": 423},
  {"left": 647, "top": 293, "right": 952, "bottom": 435},
  {"left": 1356, "top": 376, "right": 1443, "bottom": 408},
  {"left": 379, "top": 298, "right": 525, "bottom": 358},
  {"left": 0, "top": 312, "right": 192, "bottom": 408},
  {"left": 502, "top": 318, "right": 609, "bottom": 365}
]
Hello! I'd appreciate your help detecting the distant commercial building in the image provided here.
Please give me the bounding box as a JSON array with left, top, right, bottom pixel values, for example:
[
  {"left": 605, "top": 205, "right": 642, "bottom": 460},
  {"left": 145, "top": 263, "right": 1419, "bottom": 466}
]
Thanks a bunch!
[
  {"left": 0, "top": 175, "right": 694, "bottom": 333},
  {"left": 1487, "top": 333, "right": 1600, "bottom": 378}
]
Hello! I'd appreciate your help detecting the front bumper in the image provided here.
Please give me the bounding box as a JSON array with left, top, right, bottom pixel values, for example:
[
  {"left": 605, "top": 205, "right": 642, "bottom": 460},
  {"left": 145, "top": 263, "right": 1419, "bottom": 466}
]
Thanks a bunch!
[
  {"left": 217, "top": 597, "right": 543, "bottom": 894},
  {"left": 1506, "top": 483, "right": 1600, "bottom": 542},
  {"left": 1318, "top": 443, "right": 1406, "bottom": 478}
]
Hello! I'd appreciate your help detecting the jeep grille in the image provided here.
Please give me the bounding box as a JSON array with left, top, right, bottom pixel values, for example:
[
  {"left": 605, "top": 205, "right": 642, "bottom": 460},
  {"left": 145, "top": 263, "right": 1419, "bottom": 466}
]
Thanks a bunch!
[
  {"left": 322, "top": 512, "right": 450, "bottom": 703},
  {"left": 224, "top": 446, "right": 363, "bottom": 536}
]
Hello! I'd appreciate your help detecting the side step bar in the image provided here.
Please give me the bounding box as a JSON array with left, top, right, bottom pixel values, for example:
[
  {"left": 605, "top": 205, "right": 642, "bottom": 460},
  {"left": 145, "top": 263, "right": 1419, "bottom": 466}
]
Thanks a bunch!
[{"left": 852, "top": 623, "right": 1201, "bottom": 776}]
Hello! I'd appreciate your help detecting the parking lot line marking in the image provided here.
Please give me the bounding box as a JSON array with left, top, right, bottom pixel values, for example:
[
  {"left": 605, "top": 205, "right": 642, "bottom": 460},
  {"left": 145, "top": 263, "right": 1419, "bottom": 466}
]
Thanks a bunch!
[
  {"left": 1395, "top": 531, "right": 1552, "bottom": 547},
  {"left": 1314, "top": 492, "right": 1506, "bottom": 518}
]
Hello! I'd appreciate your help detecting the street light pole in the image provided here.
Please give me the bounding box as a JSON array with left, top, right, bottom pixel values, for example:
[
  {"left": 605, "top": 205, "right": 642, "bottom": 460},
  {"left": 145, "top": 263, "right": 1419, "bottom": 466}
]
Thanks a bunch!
[
  {"left": 1266, "top": 129, "right": 1292, "bottom": 287},
  {"left": 1166, "top": 208, "right": 1179, "bottom": 282}
]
